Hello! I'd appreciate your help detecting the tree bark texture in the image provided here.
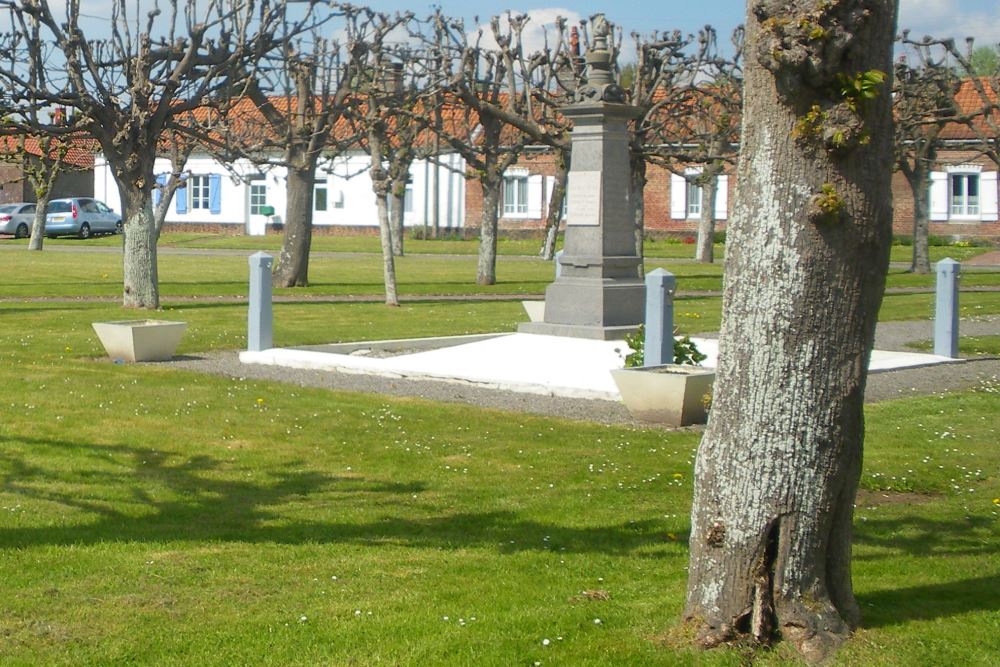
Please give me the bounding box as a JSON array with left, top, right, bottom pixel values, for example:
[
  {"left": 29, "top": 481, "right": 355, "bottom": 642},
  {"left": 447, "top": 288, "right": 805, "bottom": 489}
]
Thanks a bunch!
[
  {"left": 274, "top": 162, "right": 316, "bottom": 288},
  {"left": 540, "top": 153, "right": 569, "bottom": 260},
  {"left": 376, "top": 194, "right": 400, "bottom": 306},
  {"left": 477, "top": 172, "right": 502, "bottom": 286},
  {"left": 119, "top": 185, "right": 160, "bottom": 309},
  {"left": 695, "top": 165, "right": 722, "bottom": 264},
  {"left": 28, "top": 192, "right": 50, "bottom": 251},
  {"left": 684, "top": 1, "right": 897, "bottom": 662},
  {"left": 630, "top": 156, "right": 647, "bottom": 276},
  {"left": 905, "top": 167, "right": 931, "bottom": 274},
  {"left": 390, "top": 184, "right": 406, "bottom": 257}
]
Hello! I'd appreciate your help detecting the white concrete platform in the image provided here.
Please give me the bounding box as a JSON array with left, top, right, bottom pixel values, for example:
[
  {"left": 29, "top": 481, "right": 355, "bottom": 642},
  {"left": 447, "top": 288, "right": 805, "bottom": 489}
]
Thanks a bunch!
[{"left": 239, "top": 333, "right": 963, "bottom": 401}]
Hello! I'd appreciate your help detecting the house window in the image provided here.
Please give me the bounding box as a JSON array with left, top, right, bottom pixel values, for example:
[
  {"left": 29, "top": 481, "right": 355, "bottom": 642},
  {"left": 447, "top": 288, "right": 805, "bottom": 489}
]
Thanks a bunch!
[
  {"left": 686, "top": 179, "right": 702, "bottom": 218},
  {"left": 333, "top": 190, "right": 345, "bottom": 209},
  {"left": 503, "top": 175, "right": 528, "bottom": 215},
  {"left": 188, "top": 175, "right": 211, "bottom": 210},
  {"left": 250, "top": 183, "right": 267, "bottom": 215},
  {"left": 315, "top": 186, "right": 328, "bottom": 211},
  {"left": 950, "top": 173, "right": 979, "bottom": 217}
]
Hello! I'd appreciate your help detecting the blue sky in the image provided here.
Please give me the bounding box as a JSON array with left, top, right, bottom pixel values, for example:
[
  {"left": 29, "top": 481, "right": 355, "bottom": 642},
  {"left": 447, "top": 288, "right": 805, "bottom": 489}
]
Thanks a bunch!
[{"left": 363, "top": 1, "right": 1000, "bottom": 48}]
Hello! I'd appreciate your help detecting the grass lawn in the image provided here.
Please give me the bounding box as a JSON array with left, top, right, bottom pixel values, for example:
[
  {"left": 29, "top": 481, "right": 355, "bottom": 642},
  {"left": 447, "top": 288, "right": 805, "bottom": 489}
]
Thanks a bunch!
[
  {"left": 907, "top": 334, "right": 1000, "bottom": 356},
  {"left": 0, "top": 240, "right": 998, "bottom": 664}
]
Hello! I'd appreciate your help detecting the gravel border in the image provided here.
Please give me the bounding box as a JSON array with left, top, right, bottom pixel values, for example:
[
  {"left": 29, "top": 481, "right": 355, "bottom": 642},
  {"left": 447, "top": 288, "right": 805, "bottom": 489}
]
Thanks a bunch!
[{"left": 163, "top": 318, "right": 999, "bottom": 428}]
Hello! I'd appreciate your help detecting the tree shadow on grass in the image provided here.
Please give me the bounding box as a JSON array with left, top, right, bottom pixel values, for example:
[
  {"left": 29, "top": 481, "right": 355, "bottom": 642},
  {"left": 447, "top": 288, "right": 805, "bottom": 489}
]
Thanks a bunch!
[
  {"left": 0, "top": 435, "right": 673, "bottom": 557},
  {"left": 854, "top": 514, "right": 999, "bottom": 560},
  {"left": 857, "top": 575, "right": 1000, "bottom": 628}
]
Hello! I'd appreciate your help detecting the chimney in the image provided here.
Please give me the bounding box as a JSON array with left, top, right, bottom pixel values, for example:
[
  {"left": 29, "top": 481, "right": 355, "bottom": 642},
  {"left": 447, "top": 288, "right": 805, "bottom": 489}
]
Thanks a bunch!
[{"left": 52, "top": 107, "right": 65, "bottom": 125}]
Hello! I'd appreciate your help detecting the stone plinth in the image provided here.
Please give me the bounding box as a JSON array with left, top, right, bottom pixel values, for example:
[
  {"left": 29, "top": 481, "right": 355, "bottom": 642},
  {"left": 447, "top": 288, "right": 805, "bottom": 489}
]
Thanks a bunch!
[{"left": 519, "top": 102, "right": 645, "bottom": 340}]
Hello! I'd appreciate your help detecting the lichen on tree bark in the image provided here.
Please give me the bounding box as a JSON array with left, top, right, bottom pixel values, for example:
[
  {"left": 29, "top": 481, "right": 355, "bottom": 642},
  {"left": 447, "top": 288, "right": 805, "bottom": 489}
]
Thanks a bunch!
[{"left": 682, "top": 1, "right": 897, "bottom": 663}]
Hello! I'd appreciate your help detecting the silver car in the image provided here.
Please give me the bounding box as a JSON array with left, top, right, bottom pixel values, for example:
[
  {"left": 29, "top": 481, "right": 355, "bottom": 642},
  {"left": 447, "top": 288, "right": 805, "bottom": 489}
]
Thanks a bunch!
[
  {"left": 0, "top": 202, "right": 36, "bottom": 238},
  {"left": 45, "top": 198, "right": 123, "bottom": 239}
]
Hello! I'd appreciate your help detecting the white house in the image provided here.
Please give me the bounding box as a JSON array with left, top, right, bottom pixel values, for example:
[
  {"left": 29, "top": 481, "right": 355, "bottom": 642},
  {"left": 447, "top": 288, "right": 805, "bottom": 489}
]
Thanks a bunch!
[{"left": 93, "top": 151, "right": 467, "bottom": 235}]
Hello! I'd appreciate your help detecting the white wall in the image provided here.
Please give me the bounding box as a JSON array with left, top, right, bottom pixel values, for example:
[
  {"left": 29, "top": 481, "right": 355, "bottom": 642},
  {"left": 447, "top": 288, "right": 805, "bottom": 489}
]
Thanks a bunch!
[{"left": 94, "top": 151, "right": 468, "bottom": 232}]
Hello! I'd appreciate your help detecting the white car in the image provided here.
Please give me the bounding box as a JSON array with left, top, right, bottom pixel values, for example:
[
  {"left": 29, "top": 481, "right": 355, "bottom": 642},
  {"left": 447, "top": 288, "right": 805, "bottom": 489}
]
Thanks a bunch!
[{"left": 0, "top": 202, "right": 36, "bottom": 238}]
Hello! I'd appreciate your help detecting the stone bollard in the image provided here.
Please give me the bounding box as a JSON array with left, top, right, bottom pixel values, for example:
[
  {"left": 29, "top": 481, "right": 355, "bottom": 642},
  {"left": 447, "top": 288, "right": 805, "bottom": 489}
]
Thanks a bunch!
[
  {"left": 934, "top": 257, "right": 960, "bottom": 358},
  {"left": 248, "top": 252, "right": 273, "bottom": 352},
  {"left": 643, "top": 268, "right": 676, "bottom": 366},
  {"left": 554, "top": 249, "right": 564, "bottom": 278}
]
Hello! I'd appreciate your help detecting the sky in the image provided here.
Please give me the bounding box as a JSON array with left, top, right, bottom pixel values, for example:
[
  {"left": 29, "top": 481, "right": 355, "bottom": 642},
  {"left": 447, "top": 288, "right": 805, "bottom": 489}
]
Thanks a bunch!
[{"left": 360, "top": 1, "right": 1000, "bottom": 52}]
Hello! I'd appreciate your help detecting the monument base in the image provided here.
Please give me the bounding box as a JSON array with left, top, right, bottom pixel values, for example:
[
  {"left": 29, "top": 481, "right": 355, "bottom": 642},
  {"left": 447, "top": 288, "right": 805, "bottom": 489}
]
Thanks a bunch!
[{"left": 518, "top": 321, "right": 639, "bottom": 341}]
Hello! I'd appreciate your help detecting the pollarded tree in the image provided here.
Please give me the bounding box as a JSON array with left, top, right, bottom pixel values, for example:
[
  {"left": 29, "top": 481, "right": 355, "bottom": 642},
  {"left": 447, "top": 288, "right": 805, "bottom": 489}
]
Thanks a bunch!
[
  {"left": 430, "top": 11, "right": 545, "bottom": 286},
  {"left": 684, "top": 1, "right": 897, "bottom": 663},
  {"left": 643, "top": 27, "right": 743, "bottom": 264},
  {"left": 0, "top": 0, "right": 297, "bottom": 308},
  {"left": 236, "top": 6, "right": 403, "bottom": 288},
  {"left": 893, "top": 34, "right": 974, "bottom": 274}
]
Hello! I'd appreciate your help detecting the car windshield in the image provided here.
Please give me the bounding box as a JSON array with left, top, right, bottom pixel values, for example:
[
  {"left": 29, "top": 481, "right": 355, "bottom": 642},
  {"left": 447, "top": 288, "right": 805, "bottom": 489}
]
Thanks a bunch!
[{"left": 48, "top": 201, "right": 71, "bottom": 213}]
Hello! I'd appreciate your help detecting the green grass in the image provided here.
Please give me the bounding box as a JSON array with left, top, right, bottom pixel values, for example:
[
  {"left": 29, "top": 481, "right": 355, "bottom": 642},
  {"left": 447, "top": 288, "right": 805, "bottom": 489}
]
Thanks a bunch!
[
  {"left": 906, "top": 335, "right": 1000, "bottom": 356},
  {"left": 0, "top": 238, "right": 998, "bottom": 664}
]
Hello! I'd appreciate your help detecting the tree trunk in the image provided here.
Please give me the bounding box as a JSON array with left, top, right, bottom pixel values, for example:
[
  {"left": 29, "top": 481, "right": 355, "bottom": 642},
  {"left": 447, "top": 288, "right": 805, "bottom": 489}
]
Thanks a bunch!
[
  {"left": 540, "top": 153, "right": 569, "bottom": 260},
  {"left": 376, "top": 194, "right": 400, "bottom": 306},
  {"left": 629, "top": 157, "right": 647, "bottom": 276},
  {"left": 28, "top": 193, "right": 50, "bottom": 251},
  {"left": 684, "top": 2, "right": 896, "bottom": 663},
  {"left": 695, "top": 168, "right": 720, "bottom": 264},
  {"left": 273, "top": 163, "right": 315, "bottom": 288},
  {"left": 119, "top": 186, "right": 160, "bottom": 309},
  {"left": 477, "top": 175, "right": 501, "bottom": 286},
  {"left": 390, "top": 185, "right": 405, "bottom": 257},
  {"left": 907, "top": 168, "right": 932, "bottom": 274}
]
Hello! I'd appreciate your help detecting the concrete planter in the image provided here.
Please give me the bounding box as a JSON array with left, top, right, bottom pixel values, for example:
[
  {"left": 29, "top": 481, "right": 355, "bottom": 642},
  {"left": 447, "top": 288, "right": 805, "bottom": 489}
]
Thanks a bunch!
[
  {"left": 92, "top": 320, "right": 187, "bottom": 362},
  {"left": 610, "top": 364, "right": 715, "bottom": 426}
]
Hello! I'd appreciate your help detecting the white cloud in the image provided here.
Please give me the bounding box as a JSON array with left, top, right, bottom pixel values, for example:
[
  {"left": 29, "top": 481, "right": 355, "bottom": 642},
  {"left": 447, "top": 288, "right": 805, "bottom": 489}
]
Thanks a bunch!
[
  {"left": 469, "top": 8, "right": 585, "bottom": 55},
  {"left": 900, "top": 0, "right": 1000, "bottom": 46}
]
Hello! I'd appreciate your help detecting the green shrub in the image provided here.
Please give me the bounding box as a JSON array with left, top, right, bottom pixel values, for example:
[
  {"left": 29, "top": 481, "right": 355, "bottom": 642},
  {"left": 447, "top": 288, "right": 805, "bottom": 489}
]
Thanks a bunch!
[{"left": 622, "top": 324, "right": 707, "bottom": 367}]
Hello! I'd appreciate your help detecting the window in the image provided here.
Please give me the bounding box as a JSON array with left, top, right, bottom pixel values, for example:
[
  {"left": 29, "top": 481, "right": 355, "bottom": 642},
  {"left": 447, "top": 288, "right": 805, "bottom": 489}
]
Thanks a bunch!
[
  {"left": 503, "top": 175, "right": 528, "bottom": 215},
  {"left": 950, "top": 173, "right": 979, "bottom": 217},
  {"left": 250, "top": 183, "right": 267, "bottom": 215},
  {"left": 333, "top": 190, "right": 345, "bottom": 209},
  {"left": 686, "top": 179, "right": 702, "bottom": 217},
  {"left": 314, "top": 186, "right": 328, "bottom": 212},
  {"left": 404, "top": 184, "right": 413, "bottom": 213},
  {"left": 188, "top": 175, "right": 211, "bottom": 210}
]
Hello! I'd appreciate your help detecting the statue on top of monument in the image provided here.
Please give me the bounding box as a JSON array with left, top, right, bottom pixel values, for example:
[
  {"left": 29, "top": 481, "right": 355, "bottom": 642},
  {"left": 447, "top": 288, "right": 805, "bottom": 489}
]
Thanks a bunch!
[{"left": 575, "top": 13, "right": 626, "bottom": 104}]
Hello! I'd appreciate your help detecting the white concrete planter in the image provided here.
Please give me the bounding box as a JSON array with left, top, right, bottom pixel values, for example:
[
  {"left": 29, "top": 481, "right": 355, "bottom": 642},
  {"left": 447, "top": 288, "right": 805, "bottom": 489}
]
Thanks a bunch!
[
  {"left": 610, "top": 364, "right": 715, "bottom": 426},
  {"left": 92, "top": 320, "right": 187, "bottom": 362},
  {"left": 521, "top": 300, "right": 545, "bottom": 322}
]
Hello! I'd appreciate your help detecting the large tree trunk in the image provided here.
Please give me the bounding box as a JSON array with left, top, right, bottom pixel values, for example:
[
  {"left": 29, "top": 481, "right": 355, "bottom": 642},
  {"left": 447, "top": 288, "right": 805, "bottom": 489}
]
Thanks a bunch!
[
  {"left": 694, "top": 167, "right": 721, "bottom": 264},
  {"left": 27, "top": 193, "right": 50, "bottom": 251},
  {"left": 376, "top": 194, "right": 400, "bottom": 306},
  {"left": 907, "top": 167, "right": 932, "bottom": 274},
  {"left": 477, "top": 174, "right": 501, "bottom": 286},
  {"left": 684, "top": 2, "right": 896, "bottom": 663},
  {"left": 119, "top": 185, "right": 160, "bottom": 309},
  {"left": 273, "top": 163, "right": 315, "bottom": 288},
  {"left": 540, "top": 152, "right": 568, "bottom": 260}
]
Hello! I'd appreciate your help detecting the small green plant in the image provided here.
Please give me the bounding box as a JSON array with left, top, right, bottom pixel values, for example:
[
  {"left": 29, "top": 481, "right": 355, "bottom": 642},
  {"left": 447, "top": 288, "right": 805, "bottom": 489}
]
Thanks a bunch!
[{"left": 622, "top": 324, "right": 707, "bottom": 368}]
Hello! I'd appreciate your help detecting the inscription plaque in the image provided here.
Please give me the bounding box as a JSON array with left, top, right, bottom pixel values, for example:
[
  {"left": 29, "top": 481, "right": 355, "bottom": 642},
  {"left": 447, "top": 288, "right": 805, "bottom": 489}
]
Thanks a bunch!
[{"left": 567, "top": 170, "right": 602, "bottom": 226}]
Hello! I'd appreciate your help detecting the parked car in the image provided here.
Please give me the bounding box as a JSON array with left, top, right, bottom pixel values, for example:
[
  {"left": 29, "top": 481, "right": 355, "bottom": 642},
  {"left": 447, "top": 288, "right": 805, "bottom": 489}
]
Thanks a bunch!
[
  {"left": 0, "top": 202, "right": 37, "bottom": 239},
  {"left": 45, "top": 198, "right": 122, "bottom": 239}
]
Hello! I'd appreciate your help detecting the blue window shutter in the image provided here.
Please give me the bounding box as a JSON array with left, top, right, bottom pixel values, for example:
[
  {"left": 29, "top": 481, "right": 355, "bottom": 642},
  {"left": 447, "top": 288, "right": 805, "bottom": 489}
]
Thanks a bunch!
[
  {"left": 175, "top": 180, "right": 187, "bottom": 214},
  {"left": 209, "top": 174, "right": 222, "bottom": 214}
]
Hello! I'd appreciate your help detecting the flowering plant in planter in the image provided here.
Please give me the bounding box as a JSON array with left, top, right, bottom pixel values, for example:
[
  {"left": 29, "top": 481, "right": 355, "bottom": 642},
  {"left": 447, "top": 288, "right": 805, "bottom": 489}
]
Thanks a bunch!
[{"left": 621, "top": 324, "right": 706, "bottom": 368}]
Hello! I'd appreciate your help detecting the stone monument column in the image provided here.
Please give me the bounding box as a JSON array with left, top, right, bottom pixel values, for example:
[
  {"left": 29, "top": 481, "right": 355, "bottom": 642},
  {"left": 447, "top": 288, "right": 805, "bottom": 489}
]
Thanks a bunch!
[{"left": 519, "top": 14, "right": 645, "bottom": 340}]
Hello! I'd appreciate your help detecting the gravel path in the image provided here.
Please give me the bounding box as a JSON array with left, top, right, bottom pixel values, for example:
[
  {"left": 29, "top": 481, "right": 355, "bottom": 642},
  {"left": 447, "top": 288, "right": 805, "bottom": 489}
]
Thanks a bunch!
[{"left": 165, "top": 317, "right": 999, "bottom": 427}]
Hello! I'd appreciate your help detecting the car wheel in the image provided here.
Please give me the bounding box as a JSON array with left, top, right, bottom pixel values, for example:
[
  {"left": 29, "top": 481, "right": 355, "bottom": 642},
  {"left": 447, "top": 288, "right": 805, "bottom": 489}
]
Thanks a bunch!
[
  {"left": 15, "top": 223, "right": 29, "bottom": 239},
  {"left": 115, "top": 220, "right": 123, "bottom": 234},
  {"left": 78, "top": 223, "right": 91, "bottom": 239}
]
